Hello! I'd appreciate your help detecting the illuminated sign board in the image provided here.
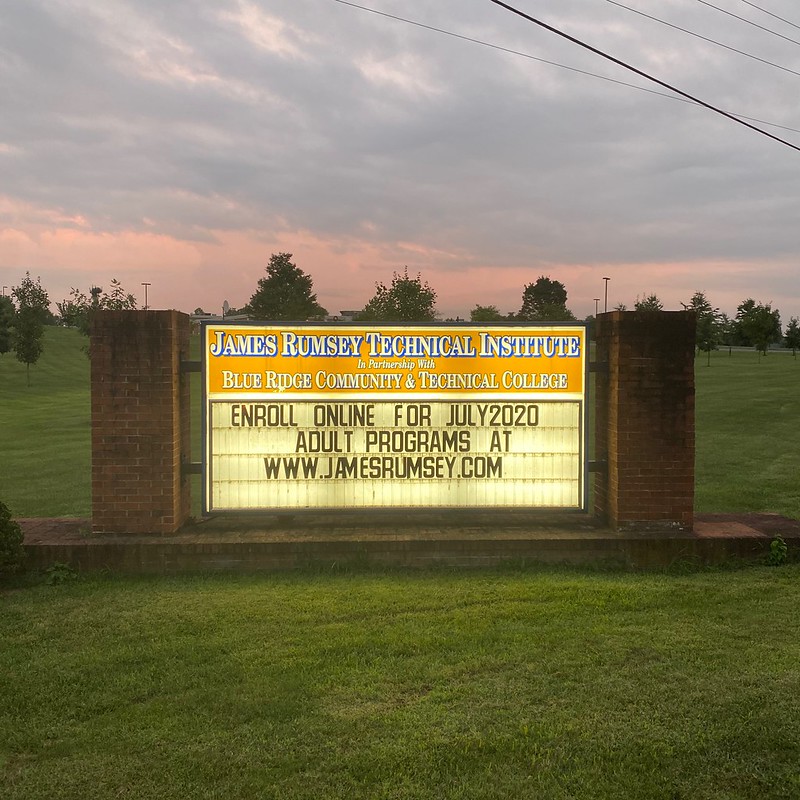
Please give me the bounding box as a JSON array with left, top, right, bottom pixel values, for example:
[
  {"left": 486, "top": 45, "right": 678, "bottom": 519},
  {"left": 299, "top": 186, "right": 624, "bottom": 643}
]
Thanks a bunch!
[{"left": 202, "top": 323, "right": 588, "bottom": 513}]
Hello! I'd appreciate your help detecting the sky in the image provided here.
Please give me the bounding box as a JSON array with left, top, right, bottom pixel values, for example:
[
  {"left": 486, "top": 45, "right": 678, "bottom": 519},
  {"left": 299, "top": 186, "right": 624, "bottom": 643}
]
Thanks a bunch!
[{"left": 1, "top": 0, "right": 798, "bottom": 322}]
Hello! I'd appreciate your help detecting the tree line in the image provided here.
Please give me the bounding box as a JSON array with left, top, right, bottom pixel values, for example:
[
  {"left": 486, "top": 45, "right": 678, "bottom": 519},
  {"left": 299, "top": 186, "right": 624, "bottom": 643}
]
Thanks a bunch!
[
  {"left": 240, "top": 254, "right": 798, "bottom": 359},
  {"left": 1, "top": 275, "right": 137, "bottom": 384},
  {"left": 1, "top": 273, "right": 51, "bottom": 386},
  {"left": 2, "top": 257, "right": 798, "bottom": 384},
  {"left": 685, "top": 291, "right": 797, "bottom": 363},
  {"left": 621, "top": 290, "right": 795, "bottom": 361},
  {"left": 243, "top": 254, "right": 579, "bottom": 323}
]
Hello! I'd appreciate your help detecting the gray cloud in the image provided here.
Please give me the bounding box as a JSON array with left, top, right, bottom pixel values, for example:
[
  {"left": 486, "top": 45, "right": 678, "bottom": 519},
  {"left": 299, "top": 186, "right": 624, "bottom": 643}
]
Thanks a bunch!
[{"left": 1, "top": 0, "right": 799, "bottom": 314}]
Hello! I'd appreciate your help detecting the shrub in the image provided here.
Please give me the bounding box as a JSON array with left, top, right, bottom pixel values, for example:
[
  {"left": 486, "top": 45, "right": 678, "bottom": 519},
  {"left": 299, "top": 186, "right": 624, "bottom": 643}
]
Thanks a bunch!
[
  {"left": 45, "top": 562, "right": 78, "bottom": 585},
  {"left": 0, "top": 500, "right": 25, "bottom": 574},
  {"left": 766, "top": 536, "right": 789, "bottom": 567}
]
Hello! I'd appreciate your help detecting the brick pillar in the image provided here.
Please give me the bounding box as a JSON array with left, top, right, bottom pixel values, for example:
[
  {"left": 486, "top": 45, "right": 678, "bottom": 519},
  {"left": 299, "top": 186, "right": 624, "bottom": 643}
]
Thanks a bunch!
[
  {"left": 594, "top": 311, "right": 695, "bottom": 531},
  {"left": 91, "top": 310, "right": 191, "bottom": 534}
]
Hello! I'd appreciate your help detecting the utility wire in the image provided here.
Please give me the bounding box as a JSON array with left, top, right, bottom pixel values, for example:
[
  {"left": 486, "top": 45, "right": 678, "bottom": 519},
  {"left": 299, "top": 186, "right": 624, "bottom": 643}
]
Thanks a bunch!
[
  {"left": 488, "top": 0, "right": 800, "bottom": 153},
  {"left": 332, "top": 0, "right": 686, "bottom": 97},
  {"left": 694, "top": 0, "right": 800, "bottom": 47},
  {"left": 606, "top": 0, "right": 800, "bottom": 78},
  {"left": 739, "top": 0, "right": 800, "bottom": 33},
  {"left": 330, "top": 0, "right": 800, "bottom": 135}
]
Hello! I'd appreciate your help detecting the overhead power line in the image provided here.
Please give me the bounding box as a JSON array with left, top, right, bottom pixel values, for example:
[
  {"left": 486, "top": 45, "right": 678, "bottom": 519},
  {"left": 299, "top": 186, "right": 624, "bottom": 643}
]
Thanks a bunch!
[
  {"left": 739, "top": 0, "right": 800, "bottom": 33},
  {"left": 606, "top": 0, "right": 800, "bottom": 79},
  {"left": 330, "top": 0, "right": 800, "bottom": 136},
  {"left": 487, "top": 0, "right": 800, "bottom": 153},
  {"left": 694, "top": 0, "right": 800, "bottom": 47}
]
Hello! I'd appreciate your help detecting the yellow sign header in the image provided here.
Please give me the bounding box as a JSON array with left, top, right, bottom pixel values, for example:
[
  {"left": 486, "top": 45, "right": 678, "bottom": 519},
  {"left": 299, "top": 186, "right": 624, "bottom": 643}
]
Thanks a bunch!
[{"left": 204, "top": 324, "right": 586, "bottom": 398}]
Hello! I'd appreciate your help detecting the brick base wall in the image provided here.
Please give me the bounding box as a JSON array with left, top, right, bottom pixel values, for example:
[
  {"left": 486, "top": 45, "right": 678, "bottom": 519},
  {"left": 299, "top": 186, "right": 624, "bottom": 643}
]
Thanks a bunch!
[
  {"left": 90, "top": 310, "right": 191, "bottom": 534},
  {"left": 87, "top": 310, "right": 693, "bottom": 535},
  {"left": 594, "top": 311, "right": 695, "bottom": 531}
]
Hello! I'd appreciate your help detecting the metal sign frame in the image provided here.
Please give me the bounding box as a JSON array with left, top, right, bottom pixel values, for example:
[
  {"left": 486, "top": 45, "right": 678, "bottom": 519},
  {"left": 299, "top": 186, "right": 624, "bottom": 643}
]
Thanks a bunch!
[{"left": 201, "top": 321, "right": 590, "bottom": 515}]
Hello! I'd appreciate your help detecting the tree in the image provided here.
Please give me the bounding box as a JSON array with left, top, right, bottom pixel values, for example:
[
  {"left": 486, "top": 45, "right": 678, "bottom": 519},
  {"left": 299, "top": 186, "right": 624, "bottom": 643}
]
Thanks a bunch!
[
  {"left": 57, "top": 279, "right": 138, "bottom": 338},
  {"left": 634, "top": 293, "right": 663, "bottom": 313},
  {"left": 245, "top": 253, "right": 327, "bottom": 321},
  {"left": 686, "top": 291, "right": 720, "bottom": 366},
  {"left": 734, "top": 298, "right": 781, "bottom": 356},
  {"left": 104, "top": 279, "right": 138, "bottom": 311},
  {"left": 517, "top": 276, "right": 576, "bottom": 321},
  {"left": 784, "top": 317, "right": 800, "bottom": 357},
  {"left": 357, "top": 268, "right": 437, "bottom": 322},
  {"left": 718, "top": 312, "right": 734, "bottom": 355},
  {"left": 11, "top": 273, "right": 50, "bottom": 385},
  {"left": 732, "top": 298, "right": 756, "bottom": 346},
  {"left": 57, "top": 290, "right": 87, "bottom": 330},
  {"left": 13, "top": 308, "right": 43, "bottom": 385},
  {"left": 12, "top": 272, "right": 50, "bottom": 318},
  {"left": 470, "top": 304, "right": 506, "bottom": 322},
  {"left": 0, "top": 295, "right": 14, "bottom": 355}
]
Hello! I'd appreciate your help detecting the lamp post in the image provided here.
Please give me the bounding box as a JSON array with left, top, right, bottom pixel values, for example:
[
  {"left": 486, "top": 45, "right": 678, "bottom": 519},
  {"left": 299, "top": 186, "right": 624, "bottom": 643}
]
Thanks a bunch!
[
  {"left": 594, "top": 298, "right": 600, "bottom": 316},
  {"left": 141, "top": 282, "right": 151, "bottom": 311},
  {"left": 603, "top": 277, "right": 610, "bottom": 313}
]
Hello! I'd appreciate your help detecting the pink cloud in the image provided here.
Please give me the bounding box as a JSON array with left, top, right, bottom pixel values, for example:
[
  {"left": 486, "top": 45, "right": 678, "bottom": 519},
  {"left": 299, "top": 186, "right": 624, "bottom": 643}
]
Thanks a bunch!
[{"left": 1, "top": 199, "right": 797, "bottom": 322}]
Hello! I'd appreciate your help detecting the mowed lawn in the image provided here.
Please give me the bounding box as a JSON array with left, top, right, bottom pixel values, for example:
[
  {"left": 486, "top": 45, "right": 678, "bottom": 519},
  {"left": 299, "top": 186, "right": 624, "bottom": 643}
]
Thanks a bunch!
[
  {"left": 1, "top": 327, "right": 798, "bottom": 519},
  {"left": 694, "top": 349, "right": 800, "bottom": 519},
  {"left": 2, "top": 331, "right": 800, "bottom": 798},
  {"left": 2, "top": 568, "right": 800, "bottom": 800},
  {"left": 0, "top": 327, "right": 90, "bottom": 517}
]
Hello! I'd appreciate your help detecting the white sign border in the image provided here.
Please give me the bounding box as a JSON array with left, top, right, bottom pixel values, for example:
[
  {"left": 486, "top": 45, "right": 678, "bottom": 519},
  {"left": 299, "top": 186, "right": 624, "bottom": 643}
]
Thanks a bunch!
[{"left": 200, "top": 321, "right": 590, "bottom": 515}]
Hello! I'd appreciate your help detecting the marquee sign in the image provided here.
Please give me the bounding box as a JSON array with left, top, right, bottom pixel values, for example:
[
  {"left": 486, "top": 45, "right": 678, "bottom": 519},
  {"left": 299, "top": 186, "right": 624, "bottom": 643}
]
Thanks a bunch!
[{"left": 201, "top": 323, "right": 588, "bottom": 513}]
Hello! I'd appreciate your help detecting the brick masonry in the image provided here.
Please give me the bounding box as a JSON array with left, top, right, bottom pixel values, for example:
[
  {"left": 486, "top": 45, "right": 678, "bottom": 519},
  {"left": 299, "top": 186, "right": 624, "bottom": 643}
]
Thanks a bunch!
[
  {"left": 87, "top": 310, "right": 695, "bottom": 536},
  {"left": 90, "top": 310, "right": 191, "bottom": 534},
  {"left": 21, "top": 514, "right": 800, "bottom": 573},
  {"left": 594, "top": 310, "right": 696, "bottom": 531}
]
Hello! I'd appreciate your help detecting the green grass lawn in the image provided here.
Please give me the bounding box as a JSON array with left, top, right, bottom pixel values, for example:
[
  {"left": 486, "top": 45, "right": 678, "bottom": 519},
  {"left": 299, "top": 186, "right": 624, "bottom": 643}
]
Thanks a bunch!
[
  {"left": 1, "top": 328, "right": 798, "bottom": 519},
  {"left": 2, "top": 567, "right": 800, "bottom": 800},
  {"left": 0, "top": 327, "right": 90, "bottom": 516},
  {"left": 695, "top": 349, "right": 799, "bottom": 518},
  {"left": 3, "top": 332, "right": 799, "bottom": 798}
]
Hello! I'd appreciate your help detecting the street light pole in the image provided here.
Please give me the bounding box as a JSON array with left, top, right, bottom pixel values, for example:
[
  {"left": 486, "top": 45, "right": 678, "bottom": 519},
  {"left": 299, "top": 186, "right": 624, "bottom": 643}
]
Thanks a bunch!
[
  {"left": 594, "top": 298, "right": 600, "bottom": 316},
  {"left": 141, "top": 282, "right": 151, "bottom": 311},
  {"left": 603, "top": 277, "right": 610, "bottom": 313}
]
